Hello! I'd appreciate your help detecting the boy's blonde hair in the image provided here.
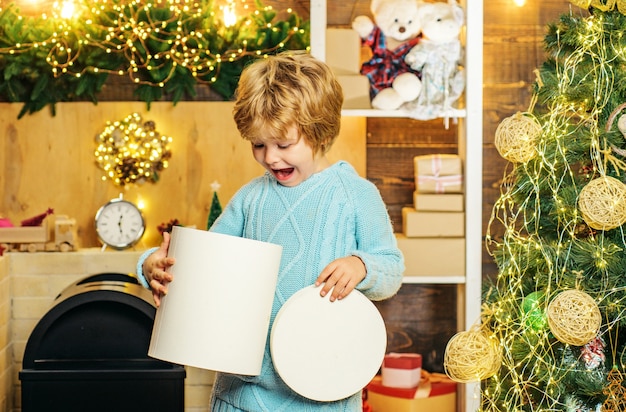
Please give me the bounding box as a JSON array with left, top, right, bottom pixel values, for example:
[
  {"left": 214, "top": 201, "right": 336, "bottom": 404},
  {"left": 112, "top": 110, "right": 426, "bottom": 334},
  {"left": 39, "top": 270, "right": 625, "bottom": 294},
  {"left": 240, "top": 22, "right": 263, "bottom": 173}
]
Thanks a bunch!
[{"left": 232, "top": 51, "right": 343, "bottom": 154}]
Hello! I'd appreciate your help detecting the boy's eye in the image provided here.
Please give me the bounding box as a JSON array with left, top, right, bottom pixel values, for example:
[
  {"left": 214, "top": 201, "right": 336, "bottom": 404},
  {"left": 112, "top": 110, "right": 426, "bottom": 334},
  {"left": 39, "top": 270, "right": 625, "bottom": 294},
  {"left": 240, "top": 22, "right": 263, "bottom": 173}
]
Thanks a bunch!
[
  {"left": 278, "top": 144, "right": 291, "bottom": 149},
  {"left": 252, "top": 143, "right": 264, "bottom": 149}
]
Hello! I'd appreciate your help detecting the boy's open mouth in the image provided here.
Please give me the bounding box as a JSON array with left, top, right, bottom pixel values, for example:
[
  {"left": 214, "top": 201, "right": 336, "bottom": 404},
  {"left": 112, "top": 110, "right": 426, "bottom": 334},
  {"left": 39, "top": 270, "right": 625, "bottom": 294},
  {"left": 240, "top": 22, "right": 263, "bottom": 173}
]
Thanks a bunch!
[{"left": 273, "top": 168, "right": 294, "bottom": 181}]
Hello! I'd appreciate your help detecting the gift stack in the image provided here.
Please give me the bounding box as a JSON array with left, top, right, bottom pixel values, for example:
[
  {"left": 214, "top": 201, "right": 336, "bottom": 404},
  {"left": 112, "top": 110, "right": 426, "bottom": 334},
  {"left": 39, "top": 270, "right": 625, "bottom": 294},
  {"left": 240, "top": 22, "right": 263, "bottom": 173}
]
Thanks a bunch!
[
  {"left": 366, "top": 353, "right": 457, "bottom": 412},
  {"left": 397, "top": 154, "right": 465, "bottom": 277},
  {"left": 325, "top": 28, "right": 371, "bottom": 110}
]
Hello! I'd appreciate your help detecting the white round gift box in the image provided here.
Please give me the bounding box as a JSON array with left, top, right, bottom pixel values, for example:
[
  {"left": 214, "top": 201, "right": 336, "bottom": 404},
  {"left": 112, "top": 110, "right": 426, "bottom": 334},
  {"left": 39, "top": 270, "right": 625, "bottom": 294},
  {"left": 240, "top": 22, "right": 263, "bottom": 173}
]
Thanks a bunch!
[
  {"left": 270, "top": 285, "right": 387, "bottom": 402},
  {"left": 148, "top": 226, "right": 282, "bottom": 376}
]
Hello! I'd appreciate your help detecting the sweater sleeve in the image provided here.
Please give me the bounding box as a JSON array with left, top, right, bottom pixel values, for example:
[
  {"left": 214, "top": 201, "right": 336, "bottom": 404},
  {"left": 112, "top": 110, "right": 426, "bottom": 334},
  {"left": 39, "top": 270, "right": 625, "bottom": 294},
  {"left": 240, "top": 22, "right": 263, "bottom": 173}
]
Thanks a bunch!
[
  {"left": 136, "top": 246, "right": 160, "bottom": 289},
  {"left": 349, "top": 178, "right": 405, "bottom": 301}
]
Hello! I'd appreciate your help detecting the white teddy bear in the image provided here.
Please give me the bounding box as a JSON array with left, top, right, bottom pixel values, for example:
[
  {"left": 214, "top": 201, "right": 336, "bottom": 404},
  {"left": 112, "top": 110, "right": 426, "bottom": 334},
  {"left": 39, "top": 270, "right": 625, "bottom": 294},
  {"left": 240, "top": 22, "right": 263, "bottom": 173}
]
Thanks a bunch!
[
  {"left": 404, "top": 0, "right": 465, "bottom": 120},
  {"left": 352, "top": 0, "right": 424, "bottom": 110}
]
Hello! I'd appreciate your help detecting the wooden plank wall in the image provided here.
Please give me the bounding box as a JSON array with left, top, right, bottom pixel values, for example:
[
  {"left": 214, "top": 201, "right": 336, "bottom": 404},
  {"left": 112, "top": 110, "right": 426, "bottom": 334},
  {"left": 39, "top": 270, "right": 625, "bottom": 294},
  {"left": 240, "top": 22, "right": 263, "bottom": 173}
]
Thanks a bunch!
[
  {"left": 366, "top": 118, "right": 459, "bottom": 231},
  {"left": 0, "top": 102, "right": 365, "bottom": 249}
]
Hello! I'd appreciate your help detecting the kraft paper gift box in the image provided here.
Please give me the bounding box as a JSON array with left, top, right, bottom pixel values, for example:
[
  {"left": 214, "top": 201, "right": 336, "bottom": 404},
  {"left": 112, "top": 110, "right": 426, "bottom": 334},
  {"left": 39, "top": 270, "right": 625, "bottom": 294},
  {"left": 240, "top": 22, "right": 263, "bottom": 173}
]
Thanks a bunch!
[
  {"left": 337, "top": 75, "right": 372, "bottom": 110},
  {"left": 382, "top": 353, "right": 422, "bottom": 388},
  {"left": 402, "top": 207, "right": 464, "bottom": 238},
  {"left": 366, "top": 374, "right": 457, "bottom": 412},
  {"left": 414, "top": 192, "right": 464, "bottom": 212},
  {"left": 414, "top": 154, "right": 463, "bottom": 194},
  {"left": 395, "top": 234, "right": 465, "bottom": 276},
  {"left": 326, "top": 28, "right": 361, "bottom": 75}
]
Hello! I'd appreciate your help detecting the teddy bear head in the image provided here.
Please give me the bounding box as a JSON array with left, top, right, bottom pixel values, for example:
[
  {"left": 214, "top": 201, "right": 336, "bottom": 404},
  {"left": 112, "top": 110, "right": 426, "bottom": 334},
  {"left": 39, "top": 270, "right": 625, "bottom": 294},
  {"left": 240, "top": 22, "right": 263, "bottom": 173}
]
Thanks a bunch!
[
  {"left": 371, "top": 0, "right": 422, "bottom": 43},
  {"left": 419, "top": 0, "right": 464, "bottom": 43}
]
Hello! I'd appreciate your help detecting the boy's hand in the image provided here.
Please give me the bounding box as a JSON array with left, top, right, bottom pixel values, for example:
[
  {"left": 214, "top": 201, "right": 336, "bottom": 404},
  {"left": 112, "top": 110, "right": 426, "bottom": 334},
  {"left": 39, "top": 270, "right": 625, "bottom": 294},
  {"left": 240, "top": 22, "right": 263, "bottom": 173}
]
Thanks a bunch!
[
  {"left": 143, "top": 231, "right": 176, "bottom": 307},
  {"left": 315, "top": 256, "right": 366, "bottom": 302}
]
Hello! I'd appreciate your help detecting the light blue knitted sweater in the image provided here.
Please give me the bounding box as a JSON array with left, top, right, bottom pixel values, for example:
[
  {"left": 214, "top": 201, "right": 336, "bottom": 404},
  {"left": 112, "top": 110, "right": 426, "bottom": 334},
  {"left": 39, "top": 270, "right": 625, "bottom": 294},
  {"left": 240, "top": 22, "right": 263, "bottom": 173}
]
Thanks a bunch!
[{"left": 140, "top": 161, "right": 404, "bottom": 411}]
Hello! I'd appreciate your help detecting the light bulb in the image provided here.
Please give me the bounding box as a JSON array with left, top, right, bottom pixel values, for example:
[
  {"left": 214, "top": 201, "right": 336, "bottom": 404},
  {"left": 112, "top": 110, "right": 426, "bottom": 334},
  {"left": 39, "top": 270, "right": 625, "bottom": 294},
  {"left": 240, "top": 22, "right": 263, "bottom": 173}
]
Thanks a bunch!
[
  {"left": 60, "top": 0, "right": 75, "bottom": 18},
  {"left": 223, "top": 3, "right": 236, "bottom": 27}
]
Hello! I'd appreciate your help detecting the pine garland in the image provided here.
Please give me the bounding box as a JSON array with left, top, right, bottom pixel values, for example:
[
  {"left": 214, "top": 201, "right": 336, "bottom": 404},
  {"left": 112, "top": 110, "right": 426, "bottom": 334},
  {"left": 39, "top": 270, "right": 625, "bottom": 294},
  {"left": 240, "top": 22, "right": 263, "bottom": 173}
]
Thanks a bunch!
[{"left": 0, "top": 0, "right": 310, "bottom": 118}]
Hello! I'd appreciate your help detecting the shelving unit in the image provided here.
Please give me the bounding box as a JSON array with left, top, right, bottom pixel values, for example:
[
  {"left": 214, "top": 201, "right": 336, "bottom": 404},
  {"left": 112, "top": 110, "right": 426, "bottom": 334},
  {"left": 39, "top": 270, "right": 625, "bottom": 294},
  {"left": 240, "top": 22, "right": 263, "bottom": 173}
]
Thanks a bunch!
[
  {"left": 340, "top": 108, "right": 466, "bottom": 118},
  {"left": 310, "top": 1, "right": 483, "bottom": 411},
  {"left": 402, "top": 275, "right": 467, "bottom": 284}
]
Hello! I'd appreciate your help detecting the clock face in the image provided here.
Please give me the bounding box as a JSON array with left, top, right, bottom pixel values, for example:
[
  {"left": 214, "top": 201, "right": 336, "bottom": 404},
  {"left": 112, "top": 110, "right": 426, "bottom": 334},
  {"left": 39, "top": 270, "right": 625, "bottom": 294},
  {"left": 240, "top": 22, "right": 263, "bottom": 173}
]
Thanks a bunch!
[{"left": 95, "top": 198, "right": 145, "bottom": 250}]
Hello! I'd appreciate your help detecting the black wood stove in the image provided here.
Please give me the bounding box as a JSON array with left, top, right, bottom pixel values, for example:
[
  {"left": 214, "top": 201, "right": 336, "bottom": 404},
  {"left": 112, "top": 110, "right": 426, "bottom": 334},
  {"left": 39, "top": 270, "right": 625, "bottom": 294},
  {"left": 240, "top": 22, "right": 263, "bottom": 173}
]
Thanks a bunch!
[{"left": 19, "top": 273, "right": 186, "bottom": 412}]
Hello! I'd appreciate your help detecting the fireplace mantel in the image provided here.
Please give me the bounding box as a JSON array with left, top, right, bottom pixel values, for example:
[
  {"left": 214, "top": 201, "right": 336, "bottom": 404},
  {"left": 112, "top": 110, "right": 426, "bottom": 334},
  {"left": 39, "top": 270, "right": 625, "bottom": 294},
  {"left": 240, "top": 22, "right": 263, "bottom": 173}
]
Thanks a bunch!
[{"left": 1, "top": 248, "right": 215, "bottom": 411}]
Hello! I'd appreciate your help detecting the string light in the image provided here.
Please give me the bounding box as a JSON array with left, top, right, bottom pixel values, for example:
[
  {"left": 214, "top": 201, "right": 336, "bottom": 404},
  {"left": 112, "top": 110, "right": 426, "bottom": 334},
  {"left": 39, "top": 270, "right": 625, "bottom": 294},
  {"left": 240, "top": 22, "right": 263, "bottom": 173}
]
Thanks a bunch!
[
  {"left": 57, "top": 0, "right": 75, "bottom": 18},
  {"left": 222, "top": 0, "right": 236, "bottom": 27},
  {"left": 0, "top": 0, "right": 310, "bottom": 114}
]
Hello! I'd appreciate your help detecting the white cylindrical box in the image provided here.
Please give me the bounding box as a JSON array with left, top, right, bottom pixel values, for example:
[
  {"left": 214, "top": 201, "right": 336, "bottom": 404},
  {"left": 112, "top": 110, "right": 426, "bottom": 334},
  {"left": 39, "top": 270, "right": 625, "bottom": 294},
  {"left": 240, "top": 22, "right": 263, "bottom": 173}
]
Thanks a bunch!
[
  {"left": 270, "top": 285, "right": 387, "bottom": 401},
  {"left": 148, "top": 226, "right": 282, "bottom": 375}
]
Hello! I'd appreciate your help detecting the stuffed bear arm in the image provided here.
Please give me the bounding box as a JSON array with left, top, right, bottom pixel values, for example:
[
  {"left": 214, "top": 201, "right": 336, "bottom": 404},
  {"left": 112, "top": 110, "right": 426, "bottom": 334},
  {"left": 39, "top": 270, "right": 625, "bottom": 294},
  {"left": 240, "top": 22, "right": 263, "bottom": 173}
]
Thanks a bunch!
[
  {"left": 352, "top": 15, "right": 375, "bottom": 39},
  {"left": 405, "top": 43, "right": 428, "bottom": 70}
]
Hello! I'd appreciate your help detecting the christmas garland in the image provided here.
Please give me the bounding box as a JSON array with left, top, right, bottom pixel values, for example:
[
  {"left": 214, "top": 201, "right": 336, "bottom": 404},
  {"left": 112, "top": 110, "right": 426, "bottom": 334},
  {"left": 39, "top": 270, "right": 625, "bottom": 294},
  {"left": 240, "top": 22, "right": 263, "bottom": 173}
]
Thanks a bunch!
[
  {"left": 0, "top": 0, "right": 310, "bottom": 118},
  {"left": 570, "top": 0, "right": 626, "bottom": 13}
]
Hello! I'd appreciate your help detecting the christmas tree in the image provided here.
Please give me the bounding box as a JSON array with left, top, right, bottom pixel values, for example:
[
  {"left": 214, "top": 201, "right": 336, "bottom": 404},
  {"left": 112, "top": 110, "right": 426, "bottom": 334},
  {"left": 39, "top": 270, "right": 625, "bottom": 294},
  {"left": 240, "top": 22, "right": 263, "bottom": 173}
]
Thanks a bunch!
[
  {"left": 445, "top": 2, "right": 626, "bottom": 411},
  {"left": 207, "top": 181, "right": 223, "bottom": 230}
]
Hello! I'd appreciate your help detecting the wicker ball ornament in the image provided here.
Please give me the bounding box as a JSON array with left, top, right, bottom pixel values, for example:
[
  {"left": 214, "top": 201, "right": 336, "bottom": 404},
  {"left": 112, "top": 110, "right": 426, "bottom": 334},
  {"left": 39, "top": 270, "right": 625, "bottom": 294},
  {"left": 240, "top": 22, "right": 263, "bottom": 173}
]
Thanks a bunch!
[
  {"left": 578, "top": 176, "right": 626, "bottom": 230},
  {"left": 443, "top": 330, "right": 501, "bottom": 383},
  {"left": 494, "top": 112, "right": 541, "bottom": 163},
  {"left": 546, "top": 290, "right": 601, "bottom": 346},
  {"left": 617, "top": 113, "right": 626, "bottom": 136}
]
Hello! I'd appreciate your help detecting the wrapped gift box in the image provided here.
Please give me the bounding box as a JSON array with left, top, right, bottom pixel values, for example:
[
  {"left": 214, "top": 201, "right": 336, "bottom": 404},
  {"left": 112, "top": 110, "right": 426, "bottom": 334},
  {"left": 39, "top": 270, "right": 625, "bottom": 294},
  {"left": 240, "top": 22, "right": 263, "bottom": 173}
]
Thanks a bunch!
[
  {"left": 325, "top": 28, "right": 371, "bottom": 110},
  {"left": 396, "top": 234, "right": 465, "bottom": 276},
  {"left": 337, "top": 75, "right": 372, "bottom": 110},
  {"left": 402, "top": 207, "right": 464, "bottom": 238},
  {"left": 382, "top": 353, "right": 422, "bottom": 388},
  {"left": 414, "top": 154, "right": 463, "bottom": 194},
  {"left": 366, "top": 374, "right": 457, "bottom": 412},
  {"left": 414, "top": 192, "right": 464, "bottom": 212},
  {"left": 326, "top": 28, "right": 361, "bottom": 75}
]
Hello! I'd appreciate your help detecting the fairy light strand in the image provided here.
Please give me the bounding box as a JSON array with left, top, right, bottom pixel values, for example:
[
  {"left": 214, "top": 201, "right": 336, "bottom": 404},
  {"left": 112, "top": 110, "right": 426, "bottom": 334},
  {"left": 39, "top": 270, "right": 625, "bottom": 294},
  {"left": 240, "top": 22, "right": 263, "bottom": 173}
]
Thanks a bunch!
[{"left": 0, "top": 0, "right": 309, "bottom": 111}]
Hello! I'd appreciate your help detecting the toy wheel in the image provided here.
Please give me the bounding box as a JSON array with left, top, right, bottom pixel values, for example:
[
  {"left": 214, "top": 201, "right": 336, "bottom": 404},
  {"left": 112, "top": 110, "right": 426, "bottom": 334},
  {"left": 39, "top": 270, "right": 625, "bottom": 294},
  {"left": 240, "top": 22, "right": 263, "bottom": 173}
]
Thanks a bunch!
[
  {"left": 27, "top": 244, "right": 37, "bottom": 253},
  {"left": 59, "top": 243, "right": 72, "bottom": 252}
]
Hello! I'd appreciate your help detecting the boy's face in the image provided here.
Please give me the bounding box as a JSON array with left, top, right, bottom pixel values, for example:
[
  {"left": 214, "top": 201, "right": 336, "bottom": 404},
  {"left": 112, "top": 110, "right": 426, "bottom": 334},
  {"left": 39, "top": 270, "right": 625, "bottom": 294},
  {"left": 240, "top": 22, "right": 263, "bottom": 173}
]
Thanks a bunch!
[{"left": 251, "top": 125, "right": 329, "bottom": 187}]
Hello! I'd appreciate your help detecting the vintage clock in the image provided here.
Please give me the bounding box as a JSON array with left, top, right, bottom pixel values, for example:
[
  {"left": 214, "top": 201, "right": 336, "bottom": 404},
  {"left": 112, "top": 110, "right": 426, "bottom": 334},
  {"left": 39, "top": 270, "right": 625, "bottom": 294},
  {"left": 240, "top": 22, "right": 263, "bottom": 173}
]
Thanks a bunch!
[{"left": 95, "top": 197, "right": 145, "bottom": 250}]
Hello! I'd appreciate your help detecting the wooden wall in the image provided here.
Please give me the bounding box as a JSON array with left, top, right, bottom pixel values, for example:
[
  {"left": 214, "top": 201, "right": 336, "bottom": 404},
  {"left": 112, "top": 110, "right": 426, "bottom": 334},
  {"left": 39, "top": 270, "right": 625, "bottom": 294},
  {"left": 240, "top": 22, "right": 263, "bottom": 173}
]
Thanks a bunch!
[{"left": 0, "top": 102, "right": 365, "bottom": 249}]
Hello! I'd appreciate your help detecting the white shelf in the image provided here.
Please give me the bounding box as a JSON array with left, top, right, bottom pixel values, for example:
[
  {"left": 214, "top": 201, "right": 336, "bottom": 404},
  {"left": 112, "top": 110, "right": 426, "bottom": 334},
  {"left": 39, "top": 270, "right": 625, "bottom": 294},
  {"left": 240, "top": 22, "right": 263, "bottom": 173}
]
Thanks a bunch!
[
  {"left": 342, "top": 108, "right": 466, "bottom": 118},
  {"left": 402, "top": 276, "right": 466, "bottom": 284}
]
